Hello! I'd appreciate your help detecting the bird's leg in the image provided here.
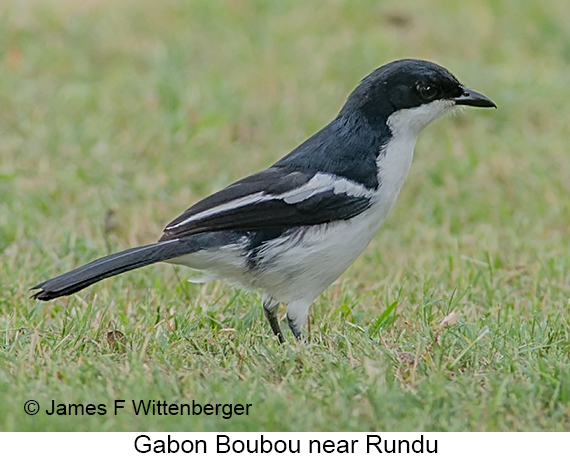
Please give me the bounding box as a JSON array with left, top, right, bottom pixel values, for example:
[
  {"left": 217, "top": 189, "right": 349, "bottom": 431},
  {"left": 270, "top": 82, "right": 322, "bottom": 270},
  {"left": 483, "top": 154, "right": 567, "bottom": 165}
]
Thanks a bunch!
[
  {"left": 262, "top": 296, "right": 284, "bottom": 343},
  {"left": 287, "top": 314, "right": 304, "bottom": 341},
  {"left": 285, "top": 299, "right": 311, "bottom": 342}
]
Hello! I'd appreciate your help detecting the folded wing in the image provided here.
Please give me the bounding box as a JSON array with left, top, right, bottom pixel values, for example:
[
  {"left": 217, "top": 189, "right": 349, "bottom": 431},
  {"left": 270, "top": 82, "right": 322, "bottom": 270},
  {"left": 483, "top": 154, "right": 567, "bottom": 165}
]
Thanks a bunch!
[{"left": 159, "top": 166, "right": 375, "bottom": 241}]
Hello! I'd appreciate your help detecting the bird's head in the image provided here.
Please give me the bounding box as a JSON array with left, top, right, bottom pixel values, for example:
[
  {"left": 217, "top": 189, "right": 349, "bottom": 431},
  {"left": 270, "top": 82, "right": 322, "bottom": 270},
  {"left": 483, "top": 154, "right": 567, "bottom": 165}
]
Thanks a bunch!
[{"left": 340, "top": 59, "right": 496, "bottom": 136}]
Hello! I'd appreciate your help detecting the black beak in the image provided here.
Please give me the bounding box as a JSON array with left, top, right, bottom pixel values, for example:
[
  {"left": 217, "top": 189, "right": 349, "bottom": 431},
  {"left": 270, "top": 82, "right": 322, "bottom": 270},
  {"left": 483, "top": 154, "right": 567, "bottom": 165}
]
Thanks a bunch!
[{"left": 454, "top": 88, "right": 497, "bottom": 108}]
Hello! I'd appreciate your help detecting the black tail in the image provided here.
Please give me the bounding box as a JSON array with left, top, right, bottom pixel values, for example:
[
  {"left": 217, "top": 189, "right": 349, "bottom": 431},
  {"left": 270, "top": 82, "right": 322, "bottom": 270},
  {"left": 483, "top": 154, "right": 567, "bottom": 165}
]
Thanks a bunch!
[{"left": 31, "top": 239, "right": 197, "bottom": 301}]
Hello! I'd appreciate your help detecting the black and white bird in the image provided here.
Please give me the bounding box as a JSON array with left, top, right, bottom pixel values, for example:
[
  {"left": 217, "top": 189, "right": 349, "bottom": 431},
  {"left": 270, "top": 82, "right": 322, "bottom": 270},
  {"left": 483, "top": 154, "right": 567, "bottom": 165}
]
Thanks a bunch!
[{"left": 31, "top": 59, "right": 496, "bottom": 342}]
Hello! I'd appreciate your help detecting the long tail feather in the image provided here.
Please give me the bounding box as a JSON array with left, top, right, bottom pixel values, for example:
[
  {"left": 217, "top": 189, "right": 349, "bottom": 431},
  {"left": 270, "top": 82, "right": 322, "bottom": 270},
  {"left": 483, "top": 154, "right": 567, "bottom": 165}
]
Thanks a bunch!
[{"left": 31, "top": 239, "right": 196, "bottom": 301}]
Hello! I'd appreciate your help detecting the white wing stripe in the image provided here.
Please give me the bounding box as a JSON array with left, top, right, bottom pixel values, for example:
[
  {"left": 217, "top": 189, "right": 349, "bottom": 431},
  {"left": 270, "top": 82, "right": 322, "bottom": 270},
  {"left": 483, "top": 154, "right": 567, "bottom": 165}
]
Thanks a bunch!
[
  {"left": 166, "top": 173, "right": 375, "bottom": 230},
  {"left": 282, "top": 173, "right": 374, "bottom": 204},
  {"left": 168, "top": 192, "right": 267, "bottom": 229}
]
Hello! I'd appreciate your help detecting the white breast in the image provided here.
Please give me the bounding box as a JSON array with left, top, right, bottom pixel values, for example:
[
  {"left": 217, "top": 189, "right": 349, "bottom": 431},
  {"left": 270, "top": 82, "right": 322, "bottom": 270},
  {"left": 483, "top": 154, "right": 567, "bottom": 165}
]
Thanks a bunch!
[
  {"left": 372, "top": 115, "right": 418, "bottom": 224},
  {"left": 374, "top": 99, "right": 455, "bottom": 222}
]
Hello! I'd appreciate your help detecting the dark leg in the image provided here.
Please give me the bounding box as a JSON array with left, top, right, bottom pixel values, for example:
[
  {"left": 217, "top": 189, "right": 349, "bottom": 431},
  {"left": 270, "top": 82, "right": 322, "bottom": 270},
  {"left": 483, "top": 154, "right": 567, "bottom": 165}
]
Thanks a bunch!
[
  {"left": 263, "top": 297, "right": 284, "bottom": 343},
  {"left": 287, "top": 314, "right": 304, "bottom": 341}
]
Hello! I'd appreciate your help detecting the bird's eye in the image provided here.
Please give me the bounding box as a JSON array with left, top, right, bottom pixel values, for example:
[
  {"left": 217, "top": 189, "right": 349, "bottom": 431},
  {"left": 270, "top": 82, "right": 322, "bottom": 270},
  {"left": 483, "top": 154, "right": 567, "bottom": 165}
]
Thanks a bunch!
[{"left": 417, "top": 84, "right": 439, "bottom": 101}]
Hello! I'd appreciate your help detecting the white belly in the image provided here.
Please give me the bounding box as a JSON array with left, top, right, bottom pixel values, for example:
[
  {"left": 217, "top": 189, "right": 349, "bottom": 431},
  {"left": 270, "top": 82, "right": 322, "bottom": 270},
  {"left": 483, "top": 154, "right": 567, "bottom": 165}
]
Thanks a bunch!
[{"left": 249, "top": 205, "right": 389, "bottom": 303}]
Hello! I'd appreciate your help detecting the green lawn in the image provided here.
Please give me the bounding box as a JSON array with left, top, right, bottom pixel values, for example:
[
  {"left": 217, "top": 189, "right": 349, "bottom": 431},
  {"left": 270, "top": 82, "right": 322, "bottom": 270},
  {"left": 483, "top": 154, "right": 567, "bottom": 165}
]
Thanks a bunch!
[{"left": 2, "top": 0, "right": 570, "bottom": 431}]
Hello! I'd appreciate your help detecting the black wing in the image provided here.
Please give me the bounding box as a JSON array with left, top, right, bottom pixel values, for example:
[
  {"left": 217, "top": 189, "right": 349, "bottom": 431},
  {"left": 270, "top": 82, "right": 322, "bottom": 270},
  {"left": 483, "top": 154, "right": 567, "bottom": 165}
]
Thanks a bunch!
[{"left": 159, "top": 166, "right": 373, "bottom": 241}]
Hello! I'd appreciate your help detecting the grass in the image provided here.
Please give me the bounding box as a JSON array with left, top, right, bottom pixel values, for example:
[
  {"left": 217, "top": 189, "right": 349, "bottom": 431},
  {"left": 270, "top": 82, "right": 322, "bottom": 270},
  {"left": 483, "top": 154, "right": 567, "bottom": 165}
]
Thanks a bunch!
[{"left": 1, "top": 0, "right": 570, "bottom": 431}]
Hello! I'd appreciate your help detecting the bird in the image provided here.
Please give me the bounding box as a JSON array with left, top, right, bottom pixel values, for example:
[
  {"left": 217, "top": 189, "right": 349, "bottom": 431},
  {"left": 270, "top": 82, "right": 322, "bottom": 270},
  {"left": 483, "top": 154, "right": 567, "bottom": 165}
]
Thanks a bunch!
[{"left": 31, "top": 59, "right": 496, "bottom": 343}]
